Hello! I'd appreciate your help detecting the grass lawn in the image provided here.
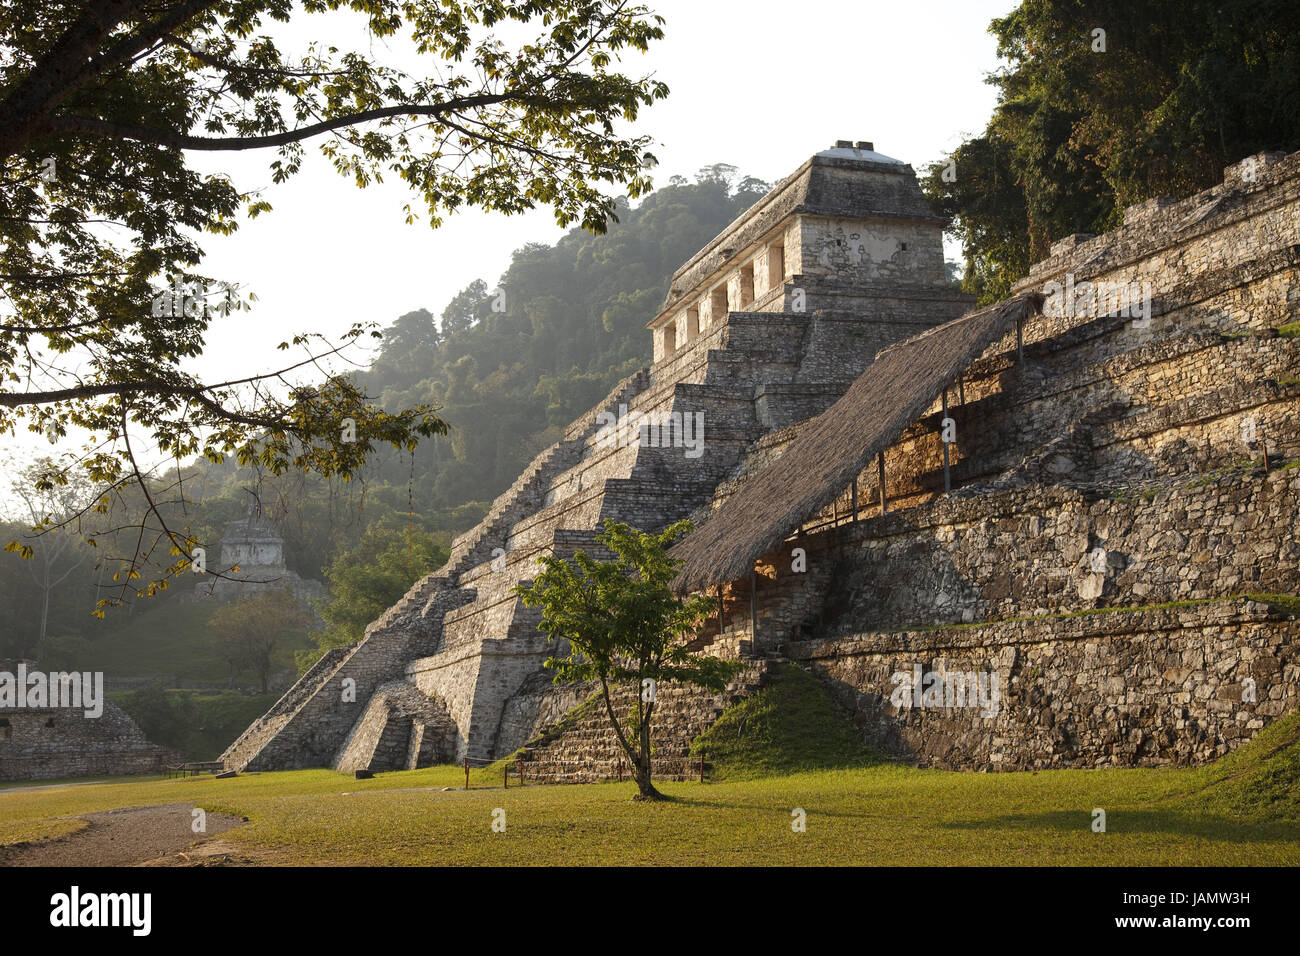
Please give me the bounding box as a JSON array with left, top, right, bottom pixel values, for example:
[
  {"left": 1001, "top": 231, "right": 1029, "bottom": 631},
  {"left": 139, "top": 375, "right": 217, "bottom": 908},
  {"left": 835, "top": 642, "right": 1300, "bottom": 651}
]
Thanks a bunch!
[{"left": 2, "top": 704, "right": 1296, "bottom": 865}]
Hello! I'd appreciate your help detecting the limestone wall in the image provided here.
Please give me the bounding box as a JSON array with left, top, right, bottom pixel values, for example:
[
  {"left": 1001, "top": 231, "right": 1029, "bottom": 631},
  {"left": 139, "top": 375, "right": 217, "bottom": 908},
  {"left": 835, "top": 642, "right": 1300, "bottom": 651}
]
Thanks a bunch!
[
  {"left": 792, "top": 598, "right": 1295, "bottom": 770},
  {"left": 229, "top": 147, "right": 1300, "bottom": 777},
  {"left": 334, "top": 681, "right": 456, "bottom": 773},
  {"left": 817, "top": 469, "right": 1298, "bottom": 633},
  {"left": 0, "top": 700, "right": 178, "bottom": 781},
  {"left": 690, "top": 149, "right": 1300, "bottom": 773},
  {"left": 795, "top": 215, "right": 946, "bottom": 285}
]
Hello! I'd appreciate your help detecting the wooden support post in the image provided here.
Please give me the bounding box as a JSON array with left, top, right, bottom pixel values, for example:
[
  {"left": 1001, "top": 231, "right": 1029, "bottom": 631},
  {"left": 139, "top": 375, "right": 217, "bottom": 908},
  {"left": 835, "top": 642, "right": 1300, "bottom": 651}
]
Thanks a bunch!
[
  {"left": 750, "top": 570, "right": 758, "bottom": 657},
  {"left": 941, "top": 388, "right": 951, "bottom": 495},
  {"left": 700, "top": 755, "right": 705, "bottom": 784},
  {"left": 851, "top": 478, "right": 858, "bottom": 521},
  {"left": 464, "top": 757, "right": 470, "bottom": 790},
  {"left": 504, "top": 764, "right": 508, "bottom": 789},
  {"left": 958, "top": 374, "right": 965, "bottom": 406},
  {"left": 877, "top": 450, "right": 887, "bottom": 515}
]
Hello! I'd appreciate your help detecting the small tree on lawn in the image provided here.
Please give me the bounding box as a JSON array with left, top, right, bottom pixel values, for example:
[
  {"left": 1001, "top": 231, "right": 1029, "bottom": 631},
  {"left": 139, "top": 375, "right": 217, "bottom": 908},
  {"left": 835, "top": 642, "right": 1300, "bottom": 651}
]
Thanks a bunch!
[{"left": 515, "top": 519, "right": 740, "bottom": 800}]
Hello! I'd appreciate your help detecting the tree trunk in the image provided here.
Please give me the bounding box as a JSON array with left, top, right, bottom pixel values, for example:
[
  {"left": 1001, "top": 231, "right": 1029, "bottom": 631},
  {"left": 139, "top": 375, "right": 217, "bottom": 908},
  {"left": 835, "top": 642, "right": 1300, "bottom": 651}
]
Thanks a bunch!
[
  {"left": 596, "top": 677, "right": 663, "bottom": 800},
  {"left": 39, "top": 578, "right": 51, "bottom": 647},
  {"left": 634, "top": 707, "right": 662, "bottom": 800}
]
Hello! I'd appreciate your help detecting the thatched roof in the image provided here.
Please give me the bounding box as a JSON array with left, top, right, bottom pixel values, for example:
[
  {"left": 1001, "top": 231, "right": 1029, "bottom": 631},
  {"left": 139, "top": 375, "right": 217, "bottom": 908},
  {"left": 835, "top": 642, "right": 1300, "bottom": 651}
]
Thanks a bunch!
[{"left": 669, "top": 292, "right": 1044, "bottom": 593}]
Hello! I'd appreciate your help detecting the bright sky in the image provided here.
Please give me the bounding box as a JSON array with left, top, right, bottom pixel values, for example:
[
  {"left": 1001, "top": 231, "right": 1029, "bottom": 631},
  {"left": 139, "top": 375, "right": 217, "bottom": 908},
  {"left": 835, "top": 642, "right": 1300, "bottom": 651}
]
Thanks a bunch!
[{"left": 1, "top": 0, "right": 1016, "bottom": 494}]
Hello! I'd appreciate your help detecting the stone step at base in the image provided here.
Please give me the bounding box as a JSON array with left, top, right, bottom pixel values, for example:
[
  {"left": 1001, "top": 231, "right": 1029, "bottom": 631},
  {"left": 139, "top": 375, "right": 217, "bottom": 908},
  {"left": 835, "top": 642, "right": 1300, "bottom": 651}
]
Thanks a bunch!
[{"left": 513, "top": 664, "right": 773, "bottom": 784}]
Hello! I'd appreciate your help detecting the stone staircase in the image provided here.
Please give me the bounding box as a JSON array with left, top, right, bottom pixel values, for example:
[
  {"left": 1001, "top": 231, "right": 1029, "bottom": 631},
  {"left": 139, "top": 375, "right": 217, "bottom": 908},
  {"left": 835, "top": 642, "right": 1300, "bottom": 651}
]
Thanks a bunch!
[
  {"left": 219, "top": 645, "right": 350, "bottom": 771},
  {"left": 443, "top": 369, "right": 651, "bottom": 579},
  {"left": 514, "top": 661, "right": 772, "bottom": 784},
  {"left": 335, "top": 680, "right": 457, "bottom": 773}
]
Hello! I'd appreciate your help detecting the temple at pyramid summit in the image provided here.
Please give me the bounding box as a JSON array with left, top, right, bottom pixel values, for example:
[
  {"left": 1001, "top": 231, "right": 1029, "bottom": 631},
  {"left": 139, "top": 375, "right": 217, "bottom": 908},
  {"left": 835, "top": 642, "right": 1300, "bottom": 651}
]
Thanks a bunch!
[{"left": 223, "top": 142, "right": 1300, "bottom": 779}]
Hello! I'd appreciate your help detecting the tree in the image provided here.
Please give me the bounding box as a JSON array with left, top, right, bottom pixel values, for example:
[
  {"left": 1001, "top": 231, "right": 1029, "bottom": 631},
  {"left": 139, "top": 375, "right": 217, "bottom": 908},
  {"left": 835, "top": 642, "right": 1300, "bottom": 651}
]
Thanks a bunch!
[
  {"left": 0, "top": 0, "right": 668, "bottom": 605},
  {"left": 515, "top": 519, "right": 739, "bottom": 800},
  {"left": 4, "top": 456, "right": 101, "bottom": 652},
  {"left": 923, "top": 0, "right": 1300, "bottom": 302},
  {"left": 379, "top": 309, "right": 441, "bottom": 362},
  {"left": 211, "top": 587, "right": 313, "bottom": 692},
  {"left": 441, "top": 280, "right": 491, "bottom": 337}
]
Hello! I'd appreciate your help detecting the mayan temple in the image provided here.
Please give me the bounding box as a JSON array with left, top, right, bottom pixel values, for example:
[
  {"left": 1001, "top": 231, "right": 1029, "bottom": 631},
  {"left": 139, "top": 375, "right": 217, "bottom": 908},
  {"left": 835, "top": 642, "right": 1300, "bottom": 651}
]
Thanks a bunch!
[{"left": 223, "top": 142, "right": 1300, "bottom": 779}]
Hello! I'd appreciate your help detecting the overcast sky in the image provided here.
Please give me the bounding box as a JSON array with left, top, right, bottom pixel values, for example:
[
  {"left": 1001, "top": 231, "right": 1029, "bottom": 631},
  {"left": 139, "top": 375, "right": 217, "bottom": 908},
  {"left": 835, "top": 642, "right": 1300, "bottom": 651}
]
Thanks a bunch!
[{"left": 2, "top": 0, "right": 1016, "bottom": 486}]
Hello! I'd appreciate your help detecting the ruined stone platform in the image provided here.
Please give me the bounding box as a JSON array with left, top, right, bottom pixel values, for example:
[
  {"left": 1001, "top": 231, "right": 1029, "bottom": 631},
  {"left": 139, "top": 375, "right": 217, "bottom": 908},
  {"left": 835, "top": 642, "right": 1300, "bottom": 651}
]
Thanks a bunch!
[{"left": 225, "top": 144, "right": 1300, "bottom": 778}]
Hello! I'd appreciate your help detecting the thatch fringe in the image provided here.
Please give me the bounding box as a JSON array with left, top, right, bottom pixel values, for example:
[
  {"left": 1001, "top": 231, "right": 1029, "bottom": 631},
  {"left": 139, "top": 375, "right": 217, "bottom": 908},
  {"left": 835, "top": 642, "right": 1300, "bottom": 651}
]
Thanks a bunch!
[{"left": 668, "top": 292, "right": 1044, "bottom": 594}]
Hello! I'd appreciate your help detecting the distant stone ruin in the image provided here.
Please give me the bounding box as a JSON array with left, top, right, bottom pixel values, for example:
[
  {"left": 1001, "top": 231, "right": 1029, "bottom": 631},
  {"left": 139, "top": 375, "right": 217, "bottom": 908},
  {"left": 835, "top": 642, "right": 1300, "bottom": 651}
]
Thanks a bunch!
[
  {"left": 0, "top": 659, "right": 177, "bottom": 782},
  {"left": 196, "top": 507, "right": 324, "bottom": 604},
  {"left": 224, "top": 142, "right": 1299, "bottom": 780}
]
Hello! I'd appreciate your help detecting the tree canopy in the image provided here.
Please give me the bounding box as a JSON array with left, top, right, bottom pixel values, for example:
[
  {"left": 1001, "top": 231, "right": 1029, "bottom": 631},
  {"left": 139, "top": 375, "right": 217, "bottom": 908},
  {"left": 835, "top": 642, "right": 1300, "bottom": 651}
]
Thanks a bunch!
[
  {"left": 0, "top": 166, "right": 767, "bottom": 664},
  {"left": 0, "top": 0, "right": 668, "bottom": 605},
  {"left": 515, "top": 519, "right": 737, "bottom": 799},
  {"left": 924, "top": 0, "right": 1300, "bottom": 302}
]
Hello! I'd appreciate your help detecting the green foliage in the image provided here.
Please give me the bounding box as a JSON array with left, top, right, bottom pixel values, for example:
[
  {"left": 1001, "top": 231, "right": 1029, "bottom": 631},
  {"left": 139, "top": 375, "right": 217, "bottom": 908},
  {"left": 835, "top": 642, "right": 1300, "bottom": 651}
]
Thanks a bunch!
[
  {"left": 112, "top": 685, "right": 195, "bottom": 751},
  {"left": 210, "top": 588, "right": 315, "bottom": 692},
  {"left": 71, "top": 593, "right": 229, "bottom": 683},
  {"left": 1, "top": 0, "right": 671, "bottom": 598},
  {"left": 299, "top": 526, "right": 449, "bottom": 671},
  {"left": 0, "top": 518, "right": 104, "bottom": 660},
  {"left": 441, "top": 281, "right": 492, "bottom": 337},
  {"left": 922, "top": 132, "right": 1033, "bottom": 304},
  {"left": 690, "top": 663, "right": 881, "bottom": 780},
  {"left": 924, "top": 0, "right": 1300, "bottom": 302},
  {"left": 517, "top": 519, "right": 728, "bottom": 689},
  {"left": 515, "top": 518, "right": 741, "bottom": 796},
  {"left": 112, "top": 686, "right": 282, "bottom": 762},
  {"left": 1, "top": 170, "right": 765, "bottom": 665}
]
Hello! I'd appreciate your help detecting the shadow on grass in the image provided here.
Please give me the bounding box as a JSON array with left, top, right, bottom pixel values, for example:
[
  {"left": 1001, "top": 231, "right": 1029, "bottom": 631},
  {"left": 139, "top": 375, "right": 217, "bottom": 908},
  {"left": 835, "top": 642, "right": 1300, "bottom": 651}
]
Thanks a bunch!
[
  {"left": 940, "top": 808, "right": 1300, "bottom": 842},
  {"left": 661, "top": 793, "right": 885, "bottom": 821}
]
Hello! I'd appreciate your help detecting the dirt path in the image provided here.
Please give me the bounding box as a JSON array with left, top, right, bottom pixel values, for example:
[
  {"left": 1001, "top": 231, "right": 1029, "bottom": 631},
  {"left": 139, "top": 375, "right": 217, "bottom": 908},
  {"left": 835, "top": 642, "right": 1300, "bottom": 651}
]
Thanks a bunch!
[{"left": 0, "top": 803, "right": 246, "bottom": 867}]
